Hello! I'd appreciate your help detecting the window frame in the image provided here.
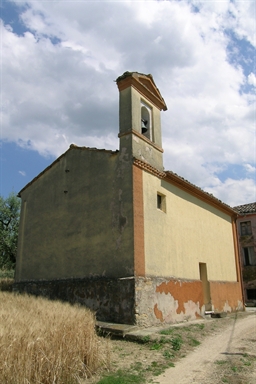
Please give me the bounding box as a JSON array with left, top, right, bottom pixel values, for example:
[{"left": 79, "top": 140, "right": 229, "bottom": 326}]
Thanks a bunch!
[
  {"left": 240, "top": 221, "right": 252, "bottom": 236},
  {"left": 243, "top": 246, "right": 256, "bottom": 266},
  {"left": 157, "top": 192, "right": 166, "bottom": 213}
]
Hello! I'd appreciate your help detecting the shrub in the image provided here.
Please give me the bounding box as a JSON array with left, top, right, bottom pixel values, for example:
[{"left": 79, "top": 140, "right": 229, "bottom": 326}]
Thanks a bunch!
[{"left": 0, "top": 277, "right": 14, "bottom": 291}]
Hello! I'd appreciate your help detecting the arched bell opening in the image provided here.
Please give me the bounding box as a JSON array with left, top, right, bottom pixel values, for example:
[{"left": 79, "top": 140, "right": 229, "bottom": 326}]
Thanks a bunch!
[{"left": 141, "top": 105, "right": 151, "bottom": 140}]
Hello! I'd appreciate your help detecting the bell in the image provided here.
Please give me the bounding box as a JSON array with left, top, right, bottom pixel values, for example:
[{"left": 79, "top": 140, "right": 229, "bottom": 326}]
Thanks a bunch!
[{"left": 141, "top": 119, "right": 148, "bottom": 134}]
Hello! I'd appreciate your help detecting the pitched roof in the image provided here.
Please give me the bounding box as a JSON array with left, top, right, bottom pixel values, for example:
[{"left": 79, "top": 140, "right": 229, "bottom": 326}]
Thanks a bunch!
[
  {"left": 133, "top": 158, "right": 237, "bottom": 217},
  {"left": 164, "top": 170, "right": 237, "bottom": 217},
  {"left": 18, "top": 144, "right": 118, "bottom": 196},
  {"left": 233, "top": 202, "right": 256, "bottom": 214}
]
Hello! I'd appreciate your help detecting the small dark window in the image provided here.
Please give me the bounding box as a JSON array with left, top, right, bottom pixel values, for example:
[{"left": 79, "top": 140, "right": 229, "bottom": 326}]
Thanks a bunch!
[
  {"left": 243, "top": 246, "right": 256, "bottom": 266},
  {"left": 157, "top": 193, "right": 166, "bottom": 212},
  {"left": 240, "top": 221, "right": 252, "bottom": 236},
  {"left": 157, "top": 194, "right": 162, "bottom": 210},
  {"left": 247, "top": 289, "right": 256, "bottom": 300}
]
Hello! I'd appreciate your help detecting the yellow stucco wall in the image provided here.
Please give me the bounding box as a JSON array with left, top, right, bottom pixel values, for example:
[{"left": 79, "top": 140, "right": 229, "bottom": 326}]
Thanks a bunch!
[
  {"left": 16, "top": 147, "right": 134, "bottom": 281},
  {"left": 143, "top": 172, "right": 238, "bottom": 281}
]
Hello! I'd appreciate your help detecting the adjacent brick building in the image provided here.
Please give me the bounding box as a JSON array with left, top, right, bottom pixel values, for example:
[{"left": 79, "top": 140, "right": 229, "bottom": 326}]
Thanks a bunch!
[{"left": 233, "top": 202, "right": 256, "bottom": 305}]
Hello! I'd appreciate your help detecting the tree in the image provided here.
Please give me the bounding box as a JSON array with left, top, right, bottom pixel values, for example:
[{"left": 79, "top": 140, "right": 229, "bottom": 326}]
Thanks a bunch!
[{"left": 0, "top": 193, "right": 21, "bottom": 270}]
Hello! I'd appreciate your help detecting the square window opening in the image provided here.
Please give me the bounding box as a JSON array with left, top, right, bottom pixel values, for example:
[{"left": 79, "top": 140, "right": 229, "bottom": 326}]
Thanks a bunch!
[{"left": 240, "top": 221, "right": 252, "bottom": 236}]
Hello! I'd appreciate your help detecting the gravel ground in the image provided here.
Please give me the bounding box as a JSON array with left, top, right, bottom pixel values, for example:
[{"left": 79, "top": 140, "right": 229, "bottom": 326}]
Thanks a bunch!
[{"left": 155, "top": 309, "right": 256, "bottom": 384}]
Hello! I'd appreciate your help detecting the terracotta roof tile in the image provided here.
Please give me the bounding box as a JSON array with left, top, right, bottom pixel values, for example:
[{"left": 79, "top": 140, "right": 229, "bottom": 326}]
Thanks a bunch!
[{"left": 233, "top": 202, "right": 256, "bottom": 214}]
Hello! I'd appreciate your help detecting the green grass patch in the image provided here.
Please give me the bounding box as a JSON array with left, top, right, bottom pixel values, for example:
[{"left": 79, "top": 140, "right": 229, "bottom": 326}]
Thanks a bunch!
[
  {"left": 97, "top": 370, "right": 145, "bottom": 384},
  {"left": 171, "top": 335, "right": 183, "bottom": 351},
  {"left": 141, "top": 335, "right": 150, "bottom": 343},
  {"left": 189, "top": 338, "right": 200, "bottom": 347},
  {"left": 163, "top": 350, "right": 174, "bottom": 359},
  {"left": 215, "top": 360, "right": 228, "bottom": 365},
  {"left": 159, "top": 328, "right": 175, "bottom": 335},
  {"left": 150, "top": 342, "right": 163, "bottom": 350}
]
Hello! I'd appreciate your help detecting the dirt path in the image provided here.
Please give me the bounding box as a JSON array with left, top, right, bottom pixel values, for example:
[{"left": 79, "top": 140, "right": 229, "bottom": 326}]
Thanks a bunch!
[{"left": 155, "top": 310, "right": 256, "bottom": 384}]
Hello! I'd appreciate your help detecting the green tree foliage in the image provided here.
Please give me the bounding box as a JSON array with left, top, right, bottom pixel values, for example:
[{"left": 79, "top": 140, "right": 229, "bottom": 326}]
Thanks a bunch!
[{"left": 0, "top": 193, "right": 21, "bottom": 270}]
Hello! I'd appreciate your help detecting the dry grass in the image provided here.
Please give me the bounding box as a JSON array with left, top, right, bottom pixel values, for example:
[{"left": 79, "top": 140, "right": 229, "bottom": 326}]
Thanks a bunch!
[{"left": 0, "top": 292, "right": 110, "bottom": 384}]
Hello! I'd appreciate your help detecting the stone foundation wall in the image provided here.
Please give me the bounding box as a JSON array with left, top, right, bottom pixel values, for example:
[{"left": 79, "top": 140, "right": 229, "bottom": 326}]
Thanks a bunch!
[
  {"left": 13, "top": 277, "right": 136, "bottom": 324},
  {"left": 13, "top": 276, "right": 244, "bottom": 327}
]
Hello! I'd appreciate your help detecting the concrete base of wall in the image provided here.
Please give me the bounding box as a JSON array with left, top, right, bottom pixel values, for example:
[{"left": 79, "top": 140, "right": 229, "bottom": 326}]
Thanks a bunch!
[
  {"left": 13, "top": 277, "right": 136, "bottom": 324},
  {"left": 13, "top": 276, "right": 243, "bottom": 326}
]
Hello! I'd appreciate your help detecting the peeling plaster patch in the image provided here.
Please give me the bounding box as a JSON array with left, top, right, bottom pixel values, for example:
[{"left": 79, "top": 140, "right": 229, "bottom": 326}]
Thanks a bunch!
[
  {"left": 223, "top": 301, "right": 232, "bottom": 313},
  {"left": 209, "top": 281, "right": 243, "bottom": 313},
  {"left": 154, "top": 294, "right": 201, "bottom": 323},
  {"left": 183, "top": 300, "right": 201, "bottom": 320},
  {"left": 154, "top": 303, "right": 163, "bottom": 322},
  {"left": 154, "top": 291, "right": 182, "bottom": 323},
  {"left": 237, "top": 301, "right": 244, "bottom": 311},
  {"left": 136, "top": 277, "right": 243, "bottom": 326},
  {"left": 155, "top": 279, "right": 204, "bottom": 315},
  {"left": 135, "top": 277, "right": 205, "bottom": 325}
]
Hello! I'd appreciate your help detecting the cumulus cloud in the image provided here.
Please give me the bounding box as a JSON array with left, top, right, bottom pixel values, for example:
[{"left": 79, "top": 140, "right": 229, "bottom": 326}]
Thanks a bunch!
[
  {"left": 244, "top": 164, "right": 256, "bottom": 174},
  {"left": 2, "top": 0, "right": 255, "bottom": 205},
  {"left": 205, "top": 178, "right": 256, "bottom": 208},
  {"left": 248, "top": 72, "right": 256, "bottom": 87}
]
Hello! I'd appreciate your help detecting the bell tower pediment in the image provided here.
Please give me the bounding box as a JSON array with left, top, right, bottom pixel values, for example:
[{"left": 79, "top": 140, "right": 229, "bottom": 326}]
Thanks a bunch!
[{"left": 116, "top": 72, "right": 167, "bottom": 112}]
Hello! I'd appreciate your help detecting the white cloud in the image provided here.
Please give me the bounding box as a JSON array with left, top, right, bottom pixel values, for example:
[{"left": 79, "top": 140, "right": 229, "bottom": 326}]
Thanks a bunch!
[
  {"left": 18, "top": 171, "right": 26, "bottom": 177},
  {"left": 248, "top": 72, "right": 256, "bottom": 87},
  {"left": 205, "top": 178, "right": 256, "bottom": 208},
  {"left": 244, "top": 164, "right": 256, "bottom": 174},
  {"left": 2, "top": 0, "right": 255, "bottom": 206}
]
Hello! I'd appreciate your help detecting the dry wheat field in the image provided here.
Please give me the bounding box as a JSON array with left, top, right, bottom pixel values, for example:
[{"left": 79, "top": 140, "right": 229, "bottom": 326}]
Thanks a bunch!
[{"left": 0, "top": 290, "right": 110, "bottom": 384}]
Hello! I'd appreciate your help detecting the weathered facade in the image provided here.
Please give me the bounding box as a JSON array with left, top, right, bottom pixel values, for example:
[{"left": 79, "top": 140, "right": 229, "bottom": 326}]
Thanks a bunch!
[
  {"left": 15, "top": 72, "right": 243, "bottom": 325},
  {"left": 233, "top": 202, "right": 256, "bottom": 305}
]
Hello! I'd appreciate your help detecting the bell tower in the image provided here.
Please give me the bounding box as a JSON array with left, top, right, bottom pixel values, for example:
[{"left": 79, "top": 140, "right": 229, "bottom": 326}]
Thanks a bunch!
[{"left": 116, "top": 72, "right": 167, "bottom": 172}]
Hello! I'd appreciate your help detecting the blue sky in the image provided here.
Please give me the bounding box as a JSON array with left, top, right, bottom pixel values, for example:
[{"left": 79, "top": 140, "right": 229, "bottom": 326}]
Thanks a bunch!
[{"left": 1, "top": 0, "right": 255, "bottom": 206}]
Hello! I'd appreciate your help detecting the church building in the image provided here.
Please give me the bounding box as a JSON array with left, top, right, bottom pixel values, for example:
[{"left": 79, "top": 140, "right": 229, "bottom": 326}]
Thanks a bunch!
[{"left": 15, "top": 72, "right": 243, "bottom": 325}]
